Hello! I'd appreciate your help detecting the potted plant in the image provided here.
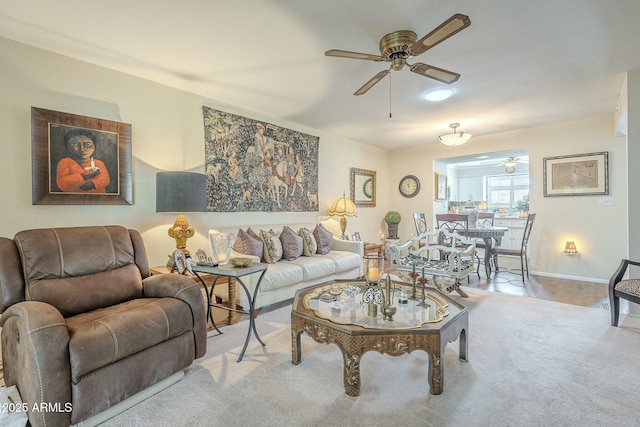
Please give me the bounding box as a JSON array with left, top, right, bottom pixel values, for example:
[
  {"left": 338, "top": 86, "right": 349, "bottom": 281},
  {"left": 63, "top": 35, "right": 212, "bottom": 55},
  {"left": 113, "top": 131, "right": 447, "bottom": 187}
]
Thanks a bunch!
[
  {"left": 384, "top": 210, "right": 402, "bottom": 239},
  {"left": 515, "top": 195, "right": 530, "bottom": 217}
]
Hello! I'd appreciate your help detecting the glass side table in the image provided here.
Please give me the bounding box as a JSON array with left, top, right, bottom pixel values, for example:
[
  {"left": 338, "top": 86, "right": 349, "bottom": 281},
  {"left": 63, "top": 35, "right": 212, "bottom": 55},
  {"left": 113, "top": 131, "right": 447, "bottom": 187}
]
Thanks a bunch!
[{"left": 192, "top": 262, "right": 268, "bottom": 362}]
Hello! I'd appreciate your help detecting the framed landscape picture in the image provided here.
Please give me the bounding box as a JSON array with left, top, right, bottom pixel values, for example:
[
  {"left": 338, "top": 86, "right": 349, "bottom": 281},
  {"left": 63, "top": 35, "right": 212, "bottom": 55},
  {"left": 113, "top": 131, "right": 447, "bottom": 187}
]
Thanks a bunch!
[
  {"left": 543, "top": 152, "right": 608, "bottom": 197},
  {"left": 31, "top": 107, "right": 132, "bottom": 205}
]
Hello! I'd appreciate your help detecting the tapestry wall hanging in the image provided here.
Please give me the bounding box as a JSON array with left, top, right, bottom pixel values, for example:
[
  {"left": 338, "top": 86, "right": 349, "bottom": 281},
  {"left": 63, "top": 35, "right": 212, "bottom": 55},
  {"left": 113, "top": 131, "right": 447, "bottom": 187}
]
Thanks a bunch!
[{"left": 202, "top": 106, "right": 319, "bottom": 212}]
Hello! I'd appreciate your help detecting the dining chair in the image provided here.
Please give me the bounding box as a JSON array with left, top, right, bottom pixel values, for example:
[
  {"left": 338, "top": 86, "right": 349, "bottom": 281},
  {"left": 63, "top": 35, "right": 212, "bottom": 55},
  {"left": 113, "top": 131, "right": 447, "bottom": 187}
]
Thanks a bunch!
[
  {"left": 474, "top": 212, "right": 495, "bottom": 275},
  {"left": 436, "top": 213, "right": 469, "bottom": 234},
  {"left": 413, "top": 212, "right": 428, "bottom": 247},
  {"left": 490, "top": 213, "right": 536, "bottom": 283},
  {"left": 436, "top": 214, "right": 470, "bottom": 248},
  {"left": 477, "top": 212, "right": 495, "bottom": 228}
]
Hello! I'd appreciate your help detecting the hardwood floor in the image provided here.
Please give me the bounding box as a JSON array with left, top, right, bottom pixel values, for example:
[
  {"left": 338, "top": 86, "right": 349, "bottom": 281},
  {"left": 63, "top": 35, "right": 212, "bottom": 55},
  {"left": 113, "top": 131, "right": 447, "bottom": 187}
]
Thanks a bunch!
[{"left": 464, "top": 256, "right": 610, "bottom": 310}]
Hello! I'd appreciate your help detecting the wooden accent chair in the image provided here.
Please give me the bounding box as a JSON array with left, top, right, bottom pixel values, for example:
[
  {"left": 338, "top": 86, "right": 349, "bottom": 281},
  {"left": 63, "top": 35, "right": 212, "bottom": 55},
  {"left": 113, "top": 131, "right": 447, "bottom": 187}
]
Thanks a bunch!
[{"left": 608, "top": 259, "right": 640, "bottom": 326}]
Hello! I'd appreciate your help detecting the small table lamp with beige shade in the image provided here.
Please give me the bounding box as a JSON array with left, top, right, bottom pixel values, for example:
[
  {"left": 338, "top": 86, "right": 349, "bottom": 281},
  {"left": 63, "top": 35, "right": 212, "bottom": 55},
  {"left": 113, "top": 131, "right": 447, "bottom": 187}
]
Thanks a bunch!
[
  {"left": 328, "top": 192, "right": 357, "bottom": 240},
  {"left": 156, "top": 171, "right": 207, "bottom": 256}
]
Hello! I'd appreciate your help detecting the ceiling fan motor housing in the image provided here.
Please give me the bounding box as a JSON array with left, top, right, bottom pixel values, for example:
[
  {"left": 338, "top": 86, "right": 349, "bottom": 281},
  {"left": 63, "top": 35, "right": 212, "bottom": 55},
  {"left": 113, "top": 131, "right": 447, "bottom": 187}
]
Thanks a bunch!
[{"left": 380, "top": 30, "right": 417, "bottom": 70}]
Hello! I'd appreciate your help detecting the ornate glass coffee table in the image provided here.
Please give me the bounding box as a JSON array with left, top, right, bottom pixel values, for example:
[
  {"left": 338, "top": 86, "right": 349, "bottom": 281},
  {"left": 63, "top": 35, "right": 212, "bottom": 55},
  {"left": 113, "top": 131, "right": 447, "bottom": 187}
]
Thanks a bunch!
[{"left": 291, "top": 280, "right": 468, "bottom": 396}]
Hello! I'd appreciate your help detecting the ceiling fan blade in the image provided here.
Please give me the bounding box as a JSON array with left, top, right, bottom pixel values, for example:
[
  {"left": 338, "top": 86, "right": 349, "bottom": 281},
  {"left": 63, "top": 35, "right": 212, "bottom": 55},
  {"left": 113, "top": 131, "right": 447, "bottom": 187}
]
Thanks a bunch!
[
  {"left": 354, "top": 70, "right": 390, "bottom": 95},
  {"left": 325, "top": 49, "right": 384, "bottom": 62},
  {"left": 410, "top": 14, "right": 471, "bottom": 56},
  {"left": 410, "top": 63, "right": 460, "bottom": 84}
]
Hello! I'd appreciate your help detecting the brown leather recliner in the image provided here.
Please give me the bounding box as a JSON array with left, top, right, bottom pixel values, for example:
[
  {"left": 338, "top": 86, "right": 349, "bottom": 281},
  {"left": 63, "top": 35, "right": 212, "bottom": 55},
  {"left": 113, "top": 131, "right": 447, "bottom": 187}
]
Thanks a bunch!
[{"left": 0, "top": 226, "right": 207, "bottom": 426}]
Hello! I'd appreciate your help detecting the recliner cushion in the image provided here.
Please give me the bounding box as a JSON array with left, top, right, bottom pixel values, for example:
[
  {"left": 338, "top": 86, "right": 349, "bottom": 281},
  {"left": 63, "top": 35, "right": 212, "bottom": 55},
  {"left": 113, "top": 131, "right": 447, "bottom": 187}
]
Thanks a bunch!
[{"left": 66, "top": 297, "right": 192, "bottom": 382}]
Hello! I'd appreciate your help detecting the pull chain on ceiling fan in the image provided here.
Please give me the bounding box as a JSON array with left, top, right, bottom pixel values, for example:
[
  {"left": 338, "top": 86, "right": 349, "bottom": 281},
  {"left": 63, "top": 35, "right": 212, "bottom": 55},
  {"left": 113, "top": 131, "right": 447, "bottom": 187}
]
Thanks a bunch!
[{"left": 325, "top": 14, "right": 471, "bottom": 95}]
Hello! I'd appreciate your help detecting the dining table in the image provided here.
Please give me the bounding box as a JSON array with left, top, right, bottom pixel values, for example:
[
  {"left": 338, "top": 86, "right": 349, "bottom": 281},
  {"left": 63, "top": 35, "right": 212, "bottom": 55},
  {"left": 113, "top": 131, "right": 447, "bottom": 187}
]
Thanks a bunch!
[{"left": 459, "top": 226, "right": 508, "bottom": 279}]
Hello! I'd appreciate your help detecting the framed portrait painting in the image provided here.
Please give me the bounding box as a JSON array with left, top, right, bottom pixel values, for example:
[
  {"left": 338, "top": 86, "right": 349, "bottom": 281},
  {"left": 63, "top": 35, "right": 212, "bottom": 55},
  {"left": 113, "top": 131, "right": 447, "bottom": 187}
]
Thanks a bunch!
[
  {"left": 31, "top": 107, "right": 132, "bottom": 205},
  {"left": 543, "top": 152, "right": 608, "bottom": 197}
]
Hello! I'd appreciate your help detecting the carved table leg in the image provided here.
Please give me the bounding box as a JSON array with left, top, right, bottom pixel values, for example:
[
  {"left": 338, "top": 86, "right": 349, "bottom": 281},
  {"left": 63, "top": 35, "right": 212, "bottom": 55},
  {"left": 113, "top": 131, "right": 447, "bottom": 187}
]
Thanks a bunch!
[
  {"left": 291, "top": 314, "right": 302, "bottom": 365},
  {"left": 427, "top": 343, "right": 444, "bottom": 395},
  {"left": 341, "top": 346, "right": 362, "bottom": 397}
]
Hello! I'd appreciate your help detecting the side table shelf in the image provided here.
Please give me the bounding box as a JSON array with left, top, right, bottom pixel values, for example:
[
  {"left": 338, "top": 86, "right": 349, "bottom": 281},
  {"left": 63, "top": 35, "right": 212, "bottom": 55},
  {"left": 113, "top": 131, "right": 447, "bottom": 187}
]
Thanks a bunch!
[{"left": 150, "top": 265, "right": 241, "bottom": 330}]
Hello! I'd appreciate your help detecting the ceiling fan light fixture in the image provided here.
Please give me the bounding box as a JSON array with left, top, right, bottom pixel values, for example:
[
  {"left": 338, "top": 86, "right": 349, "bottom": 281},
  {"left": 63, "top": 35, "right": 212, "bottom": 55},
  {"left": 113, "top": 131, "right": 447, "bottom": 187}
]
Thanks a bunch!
[
  {"left": 423, "top": 87, "right": 454, "bottom": 102},
  {"left": 439, "top": 123, "right": 472, "bottom": 146},
  {"left": 504, "top": 158, "right": 517, "bottom": 173}
]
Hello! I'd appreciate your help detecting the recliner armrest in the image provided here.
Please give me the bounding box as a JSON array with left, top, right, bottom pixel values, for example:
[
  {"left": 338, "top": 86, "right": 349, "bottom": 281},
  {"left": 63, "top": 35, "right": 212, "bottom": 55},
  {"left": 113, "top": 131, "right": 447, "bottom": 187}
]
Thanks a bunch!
[
  {"left": 142, "top": 274, "right": 207, "bottom": 358},
  {"left": 0, "top": 301, "right": 72, "bottom": 427}
]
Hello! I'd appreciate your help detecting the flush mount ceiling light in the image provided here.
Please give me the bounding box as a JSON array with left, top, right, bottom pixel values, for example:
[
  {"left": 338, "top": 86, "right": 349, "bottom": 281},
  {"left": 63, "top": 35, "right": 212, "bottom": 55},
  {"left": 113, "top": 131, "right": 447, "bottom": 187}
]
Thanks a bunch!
[
  {"left": 439, "top": 123, "right": 472, "bottom": 146},
  {"left": 423, "top": 87, "right": 454, "bottom": 102}
]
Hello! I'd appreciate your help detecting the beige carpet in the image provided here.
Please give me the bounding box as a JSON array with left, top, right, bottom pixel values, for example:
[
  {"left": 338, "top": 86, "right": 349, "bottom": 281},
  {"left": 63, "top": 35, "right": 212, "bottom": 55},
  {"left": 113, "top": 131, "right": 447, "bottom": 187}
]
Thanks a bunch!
[{"left": 102, "top": 288, "right": 640, "bottom": 427}]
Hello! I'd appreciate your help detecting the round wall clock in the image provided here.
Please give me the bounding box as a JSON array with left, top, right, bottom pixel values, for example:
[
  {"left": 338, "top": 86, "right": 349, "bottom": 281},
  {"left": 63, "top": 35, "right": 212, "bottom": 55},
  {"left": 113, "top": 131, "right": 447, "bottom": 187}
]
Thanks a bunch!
[
  {"left": 363, "top": 178, "right": 373, "bottom": 198},
  {"left": 399, "top": 175, "right": 420, "bottom": 198}
]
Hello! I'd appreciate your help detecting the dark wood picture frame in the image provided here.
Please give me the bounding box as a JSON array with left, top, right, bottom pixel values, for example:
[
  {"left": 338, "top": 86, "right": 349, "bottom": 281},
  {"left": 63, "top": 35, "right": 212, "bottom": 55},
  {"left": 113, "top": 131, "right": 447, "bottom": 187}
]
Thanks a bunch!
[{"left": 31, "top": 107, "right": 132, "bottom": 205}]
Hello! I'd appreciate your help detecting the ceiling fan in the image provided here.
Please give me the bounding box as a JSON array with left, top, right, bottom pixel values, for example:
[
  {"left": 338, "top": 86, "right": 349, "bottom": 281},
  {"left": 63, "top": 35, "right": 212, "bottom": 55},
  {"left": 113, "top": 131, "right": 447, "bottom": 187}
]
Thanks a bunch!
[
  {"left": 325, "top": 13, "right": 471, "bottom": 95},
  {"left": 491, "top": 157, "right": 529, "bottom": 173}
]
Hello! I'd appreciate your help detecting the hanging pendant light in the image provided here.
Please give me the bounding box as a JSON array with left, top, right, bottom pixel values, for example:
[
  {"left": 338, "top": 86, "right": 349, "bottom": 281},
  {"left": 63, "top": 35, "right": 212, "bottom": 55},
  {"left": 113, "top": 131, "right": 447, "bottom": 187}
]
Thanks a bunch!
[{"left": 439, "top": 123, "right": 472, "bottom": 146}]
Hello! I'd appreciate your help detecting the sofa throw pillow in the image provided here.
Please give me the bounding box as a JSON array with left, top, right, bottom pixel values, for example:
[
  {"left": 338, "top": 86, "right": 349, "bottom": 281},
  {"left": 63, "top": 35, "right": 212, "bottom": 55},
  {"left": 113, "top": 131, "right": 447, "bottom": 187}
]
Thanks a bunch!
[
  {"left": 280, "top": 226, "right": 303, "bottom": 261},
  {"left": 246, "top": 227, "right": 260, "bottom": 240},
  {"left": 313, "top": 223, "right": 333, "bottom": 255},
  {"left": 232, "top": 228, "right": 263, "bottom": 259},
  {"left": 298, "top": 227, "right": 318, "bottom": 256},
  {"left": 260, "top": 229, "right": 283, "bottom": 264}
]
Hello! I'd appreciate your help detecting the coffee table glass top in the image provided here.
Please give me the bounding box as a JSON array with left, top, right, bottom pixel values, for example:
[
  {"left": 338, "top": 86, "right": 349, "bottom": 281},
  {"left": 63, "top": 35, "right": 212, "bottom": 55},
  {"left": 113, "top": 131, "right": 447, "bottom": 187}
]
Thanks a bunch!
[{"left": 302, "top": 281, "right": 450, "bottom": 329}]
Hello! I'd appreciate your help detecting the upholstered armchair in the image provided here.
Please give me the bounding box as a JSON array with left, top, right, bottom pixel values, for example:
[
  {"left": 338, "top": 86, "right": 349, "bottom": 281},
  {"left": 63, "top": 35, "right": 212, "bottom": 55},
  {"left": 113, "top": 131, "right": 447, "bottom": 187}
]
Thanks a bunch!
[
  {"left": 0, "top": 226, "right": 207, "bottom": 427},
  {"left": 608, "top": 258, "right": 640, "bottom": 326}
]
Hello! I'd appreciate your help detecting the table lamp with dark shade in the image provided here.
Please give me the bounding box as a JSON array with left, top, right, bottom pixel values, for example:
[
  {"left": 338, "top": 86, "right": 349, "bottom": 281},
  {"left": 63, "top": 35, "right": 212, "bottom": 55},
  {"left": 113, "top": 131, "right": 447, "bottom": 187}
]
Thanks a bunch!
[{"left": 156, "top": 171, "right": 207, "bottom": 255}]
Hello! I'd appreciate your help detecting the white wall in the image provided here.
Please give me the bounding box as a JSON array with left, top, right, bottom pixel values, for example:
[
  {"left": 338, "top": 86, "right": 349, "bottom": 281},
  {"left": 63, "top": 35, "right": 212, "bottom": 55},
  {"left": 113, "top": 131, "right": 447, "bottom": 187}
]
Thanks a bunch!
[
  {"left": 0, "top": 36, "right": 389, "bottom": 267},
  {"left": 389, "top": 116, "right": 627, "bottom": 283},
  {"left": 0, "top": 34, "right": 633, "bottom": 284}
]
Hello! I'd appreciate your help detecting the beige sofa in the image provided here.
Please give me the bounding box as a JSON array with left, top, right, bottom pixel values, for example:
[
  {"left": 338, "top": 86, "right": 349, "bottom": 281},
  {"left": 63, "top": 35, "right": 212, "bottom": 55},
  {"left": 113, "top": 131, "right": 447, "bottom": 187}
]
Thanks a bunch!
[{"left": 212, "top": 223, "right": 363, "bottom": 308}]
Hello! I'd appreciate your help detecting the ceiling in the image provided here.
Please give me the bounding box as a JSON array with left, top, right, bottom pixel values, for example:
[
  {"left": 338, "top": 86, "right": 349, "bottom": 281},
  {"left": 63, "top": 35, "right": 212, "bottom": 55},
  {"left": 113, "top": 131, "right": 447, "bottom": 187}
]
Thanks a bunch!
[{"left": 1, "top": 0, "right": 638, "bottom": 151}]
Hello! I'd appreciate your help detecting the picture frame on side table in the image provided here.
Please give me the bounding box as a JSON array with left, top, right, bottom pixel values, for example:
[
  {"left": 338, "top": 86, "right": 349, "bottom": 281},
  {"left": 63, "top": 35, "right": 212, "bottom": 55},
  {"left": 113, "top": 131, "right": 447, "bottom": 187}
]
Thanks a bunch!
[
  {"left": 31, "top": 107, "right": 133, "bottom": 205},
  {"left": 543, "top": 152, "right": 608, "bottom": 197},
  {"left": 352, "top": 232, "right": 361, "bottom": 241},
  {"left": 435, "top": 173, "right": 447, "bottom": 200}
]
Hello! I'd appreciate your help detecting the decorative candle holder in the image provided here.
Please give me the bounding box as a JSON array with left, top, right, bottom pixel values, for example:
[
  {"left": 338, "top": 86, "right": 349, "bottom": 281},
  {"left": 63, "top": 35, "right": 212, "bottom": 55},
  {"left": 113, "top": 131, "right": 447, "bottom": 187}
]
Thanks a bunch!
[
  {"left": 363, "top": 254, "right": 384, "bottom": 285},
  {"left": 408, "top": 272, "right": 419, "bottom": 300},
  {"left": 362, "top": 255, "right": 384, "bottom": 317},
  {"left": 417, "top": 276, "right": 431, "bottom": 308}
]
